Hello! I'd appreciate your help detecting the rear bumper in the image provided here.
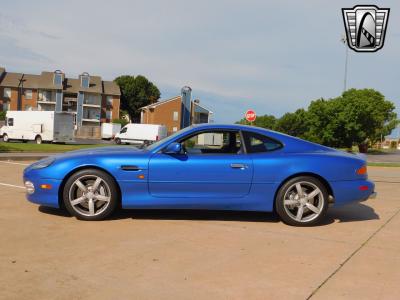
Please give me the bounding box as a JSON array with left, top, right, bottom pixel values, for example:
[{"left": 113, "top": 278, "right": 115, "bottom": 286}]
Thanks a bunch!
[{"left": 330, "top": 179, "right": 376, "bottom": 206}]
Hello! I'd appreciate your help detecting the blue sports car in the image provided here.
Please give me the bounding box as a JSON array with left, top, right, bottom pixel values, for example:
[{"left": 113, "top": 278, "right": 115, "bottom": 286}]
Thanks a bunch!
[{"left": 23, "top": 124, "right": 376, "bottom": 226}]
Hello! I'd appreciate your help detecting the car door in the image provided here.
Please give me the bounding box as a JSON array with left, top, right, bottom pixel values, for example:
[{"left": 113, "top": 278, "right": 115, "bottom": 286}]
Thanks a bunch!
[{"left": 148, "top": 130, "right": 253, "bottom": 203}]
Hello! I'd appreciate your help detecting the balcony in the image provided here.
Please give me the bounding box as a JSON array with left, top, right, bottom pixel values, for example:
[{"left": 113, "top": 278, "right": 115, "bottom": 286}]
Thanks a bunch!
[
  {"left": 83, "top": 103, "right": 101, "bottom": 108},
  {"left": 65, "top": 97, "right": 77, "bottom": 102}
]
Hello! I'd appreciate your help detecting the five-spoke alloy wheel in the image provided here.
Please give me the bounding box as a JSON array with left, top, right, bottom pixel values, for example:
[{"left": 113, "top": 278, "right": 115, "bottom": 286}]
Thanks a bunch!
[
  {"left": 276, "top": 176, "right": 328, "bottom": 226},
  {"left": 63, "top": 169, "right": 118, "bottom": 220}
]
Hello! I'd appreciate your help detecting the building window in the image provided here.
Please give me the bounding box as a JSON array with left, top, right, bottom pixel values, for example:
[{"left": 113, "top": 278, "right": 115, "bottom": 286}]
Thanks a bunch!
[
  {"left": 84, "top": 94, "right": 101, "bottom": 105},
  {"left": 39, "top": 90, "right": 52, "bottom": 102},
  {"left": 25, "top": 90, "right": 32, "bottom": 99},
  {"left": 172, "top": 126, "right": 178, "bottom": 132},
  {"left": 3, "top": 102, "right": 10, "bottom": 111},
  {"left": 173, "top": 111, "right": 179, "bottom": 121},
  {"left": 106, "top": 96, "right": 113, "bottom": 106},
  {"left": 3, "top": 88, "right": 11, "bottom": 98},
  {"left": 81, "top": 74, "right": 90, "bottom": 88},
  {"left": 106, "top": 110, "right": 112, "bottom": 120},
  {"left": 54, "top": 73, "right": 63, "bottom": 85}
]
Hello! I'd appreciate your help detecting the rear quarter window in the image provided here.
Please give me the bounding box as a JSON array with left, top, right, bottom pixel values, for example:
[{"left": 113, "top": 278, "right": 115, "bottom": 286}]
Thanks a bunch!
[{"left": 243, "top": 131, "right": 283, "bottom": 153}]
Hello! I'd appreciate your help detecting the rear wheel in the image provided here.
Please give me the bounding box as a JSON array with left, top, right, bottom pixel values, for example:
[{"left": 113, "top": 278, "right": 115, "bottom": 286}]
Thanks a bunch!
[
  {"left": 3, "top": 134, "right": 9, "bottom": 142},
  {"left": 35, "top": 135, "right": 42, "bottom": 144},
  {"left": 275, "top": 176, "right": 328, "bottom": 226},
  {"left": 63, "top": 169, "right": 118, "bottom": 221}
]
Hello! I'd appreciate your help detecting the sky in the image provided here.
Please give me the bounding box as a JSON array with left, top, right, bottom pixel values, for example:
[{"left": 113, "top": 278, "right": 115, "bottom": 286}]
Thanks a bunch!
[{"left": 0, "top": 0, "right": 399, "bottom": 136}]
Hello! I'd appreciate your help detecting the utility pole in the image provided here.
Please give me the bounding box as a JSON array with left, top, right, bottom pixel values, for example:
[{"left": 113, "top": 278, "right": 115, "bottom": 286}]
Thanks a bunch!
[{"left": 341, "top": 34, "right": 349, "bottom": 93}]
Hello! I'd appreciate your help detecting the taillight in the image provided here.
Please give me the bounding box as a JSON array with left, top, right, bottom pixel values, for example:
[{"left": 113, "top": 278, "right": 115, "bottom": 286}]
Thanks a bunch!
[{"left": 357, "top": 165, "right": 367, "bottom": 175}]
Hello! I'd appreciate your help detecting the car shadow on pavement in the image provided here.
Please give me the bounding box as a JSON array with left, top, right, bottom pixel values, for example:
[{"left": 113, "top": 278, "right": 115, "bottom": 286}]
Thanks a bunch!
[
  {"left": 38, "top": 203, "right": 378, "bottom": 224},
  {"left": 323, "top": 202, "right": 379, "bottom": 224},
  {"left": 118, "top": 209, "right": 281, "bottom": 223},
  {"left": 38, "top": 206, "right": 280, "bottom": 223}
]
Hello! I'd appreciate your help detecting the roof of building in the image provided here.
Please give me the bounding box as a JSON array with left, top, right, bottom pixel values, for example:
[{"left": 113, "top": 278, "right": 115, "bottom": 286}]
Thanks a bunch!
[
  {"left": 0, "top": 72, "right": 23, "bottom": 87},
  {"left": 64, "top": 78, "right": 80, "bottom": 93},
  {"left": 193, "top": 102, "right": 213, "bottom": 114},
  {"left": 79, "top": 75, "right": 103, "bottom": 94},
  {"left": 0, "top": 68, "right": 121, "bottom": 97},
  {"left": 38, "top": 71, "right": 64, "bottom": 90},
  {"left": 20, "top": 74, "right": 41, "bottom": 89},
  {"left": 139, "top": 96, "right": 181, "bottom": 110},
  {"left": 103, "top": 81, "right": 121, "bottom": 96},
  {"left": 139, "top": 96, "right": 213, "bottom": 114}
]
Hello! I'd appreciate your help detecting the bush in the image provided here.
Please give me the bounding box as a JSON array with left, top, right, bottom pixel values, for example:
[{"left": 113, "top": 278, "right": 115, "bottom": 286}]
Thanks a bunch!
[{"left": 0, "top": 111, "right": 6, "bottom": 121}]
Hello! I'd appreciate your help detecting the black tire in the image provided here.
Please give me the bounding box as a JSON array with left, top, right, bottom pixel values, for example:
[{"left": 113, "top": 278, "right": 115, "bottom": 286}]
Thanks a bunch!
[
  {"left": 63, "top": 169, "right": 118, "bottom": 221},
  {"left": 115, "top": 138, "right": 121, "bottom": 145},
  {"left": 275, "top": 176, "right": 328, "bottom": 226},
  {"left": 3, "top": 134, "right": 9, "bottom": 142},
  {"left": 35, "top": 135, "right": 42, "bottom": 144}
]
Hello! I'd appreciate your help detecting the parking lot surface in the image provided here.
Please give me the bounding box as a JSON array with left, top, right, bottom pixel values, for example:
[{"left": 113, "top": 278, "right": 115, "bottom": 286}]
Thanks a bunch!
[{"left": 0, "top": 161, "right": 399, "bottom": 300}]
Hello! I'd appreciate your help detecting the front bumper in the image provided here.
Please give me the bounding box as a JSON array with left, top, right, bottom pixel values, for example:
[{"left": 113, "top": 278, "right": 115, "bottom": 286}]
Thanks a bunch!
[{"left": 23, "top": 176, "right": 61, "bottom": 208}]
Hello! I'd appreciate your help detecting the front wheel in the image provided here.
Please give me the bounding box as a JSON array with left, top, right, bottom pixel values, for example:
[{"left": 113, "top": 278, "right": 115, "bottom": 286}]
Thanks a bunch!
[
  {"left": 275, "top": 176, "right": 328, "bottom": 226},
  {"left": 115, "top": 138, "right": 121, "bottom": 145},
  {"left": 35, "top": 135, "right": 42, "bottom": 144},
  {"left": 63, "top": 169, "right": 118, "bottom": 221},
  {"left": 3, "top": 134, "right": 9, "bottom": 142}
]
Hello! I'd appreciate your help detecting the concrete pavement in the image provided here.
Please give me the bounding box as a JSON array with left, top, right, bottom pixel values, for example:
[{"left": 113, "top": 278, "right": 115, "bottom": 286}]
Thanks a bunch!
[{"left": 0, "top": 161, "right": 399, "bottom": 299}]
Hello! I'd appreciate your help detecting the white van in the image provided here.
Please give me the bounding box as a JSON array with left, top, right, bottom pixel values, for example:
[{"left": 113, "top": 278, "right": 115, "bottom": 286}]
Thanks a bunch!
[
  {"left": 114, "top": 124, "right": 167, "bottom": 145},
  {"left": 0, "top": 111, "right": 75, "bottom": 144},
  {"left": 101, "top": 123, "right": 121, "bottom": 139}
]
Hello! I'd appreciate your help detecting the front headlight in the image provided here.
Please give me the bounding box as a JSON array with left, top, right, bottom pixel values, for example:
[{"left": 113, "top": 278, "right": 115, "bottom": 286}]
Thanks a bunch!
[{"left": 31, "top": 158, "right": 56, "bottom": 169}]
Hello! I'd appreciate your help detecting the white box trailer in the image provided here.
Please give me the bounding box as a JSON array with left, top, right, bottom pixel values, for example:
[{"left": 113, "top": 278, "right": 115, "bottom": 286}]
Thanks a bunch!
[
  {"left": 0, "top": 111, "right": 75, "bottom": 144},
  {"left": 101, "top": 123, "right": 121, "bottom": 139},
  {"left": 114, "top": 123, "right": 167, "bottom": 144},
  {"left": 197, "top": 132, "right": 224, "bottom": 146}
]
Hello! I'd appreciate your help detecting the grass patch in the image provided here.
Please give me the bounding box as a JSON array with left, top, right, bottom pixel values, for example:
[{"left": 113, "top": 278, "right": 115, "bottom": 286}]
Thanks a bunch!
[
  {"left": 0, "top": 142, "right": 113, "bottom": 153},
  {"left": 367, "top": 162, "right": 400, "bottom": 168}
]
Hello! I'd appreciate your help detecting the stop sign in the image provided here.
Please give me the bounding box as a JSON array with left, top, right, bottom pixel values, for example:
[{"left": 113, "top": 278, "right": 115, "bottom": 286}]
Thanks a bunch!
[{"left": 245, "top": 110, "right": 256, "bottom": 122}]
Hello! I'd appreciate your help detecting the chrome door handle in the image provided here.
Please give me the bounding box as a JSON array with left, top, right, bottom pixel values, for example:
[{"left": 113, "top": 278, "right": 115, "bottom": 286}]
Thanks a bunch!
[{"left": 230, "top": 163, "right": 247, "bottom": 169}]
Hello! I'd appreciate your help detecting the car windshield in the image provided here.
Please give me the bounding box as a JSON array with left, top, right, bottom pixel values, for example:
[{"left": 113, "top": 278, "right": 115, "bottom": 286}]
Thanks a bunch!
[{"left": 145, "top": 126, "right": 193, "bottom": 151}]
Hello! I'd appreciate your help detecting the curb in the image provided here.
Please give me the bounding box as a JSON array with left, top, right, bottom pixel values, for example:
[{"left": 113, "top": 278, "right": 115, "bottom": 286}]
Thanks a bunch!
[{"left": 0, "top": 153, "right": 56, "bottom": 161}]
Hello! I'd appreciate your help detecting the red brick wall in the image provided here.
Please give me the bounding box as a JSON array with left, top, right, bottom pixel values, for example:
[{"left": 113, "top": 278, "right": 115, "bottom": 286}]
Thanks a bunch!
[
  {"left": 101, "top": 95, "right": 120, "bottom": 123},
  {"left": 141, "top": 97, "right": 182, "bottom": 135}
]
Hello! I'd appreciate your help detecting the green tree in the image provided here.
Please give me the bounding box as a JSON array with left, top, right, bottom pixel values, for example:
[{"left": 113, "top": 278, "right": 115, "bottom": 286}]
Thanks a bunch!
[
  {"left": 236, "top": 114, "right": 277, "bottom": 129},
  {"left": 306, "top": 89, "right": 398, "bottom": 150},
  {"left": 275, "top": 109, "right": 309, "bottom": 139},
  {"left": 114, "top": 75, "right": 160, "bottom": 122}
]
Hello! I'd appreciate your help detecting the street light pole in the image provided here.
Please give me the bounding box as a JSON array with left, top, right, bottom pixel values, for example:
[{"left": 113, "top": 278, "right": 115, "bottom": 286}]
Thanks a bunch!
[{"left": 341, "top": 34, "right": 349, "bottom": 93}]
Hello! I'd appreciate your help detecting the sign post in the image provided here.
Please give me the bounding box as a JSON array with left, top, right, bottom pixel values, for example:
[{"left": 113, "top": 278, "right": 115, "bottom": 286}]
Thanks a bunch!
[{"left": 245, "top": 109, "right": 256, "bottom": 125}]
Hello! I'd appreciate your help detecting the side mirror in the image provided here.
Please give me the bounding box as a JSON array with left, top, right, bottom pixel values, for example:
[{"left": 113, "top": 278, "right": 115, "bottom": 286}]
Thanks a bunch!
[{"left": 164, "top": 142, "right": 181, "bottom": 154}]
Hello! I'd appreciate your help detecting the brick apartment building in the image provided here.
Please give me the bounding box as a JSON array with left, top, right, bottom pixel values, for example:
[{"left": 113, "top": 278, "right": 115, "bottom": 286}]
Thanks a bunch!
[
  {"left": 0, "top": 67, "right": 120, "bottom": 127},
  {"left": 140, "top": 95, "right": 213, "bottom": 134}
]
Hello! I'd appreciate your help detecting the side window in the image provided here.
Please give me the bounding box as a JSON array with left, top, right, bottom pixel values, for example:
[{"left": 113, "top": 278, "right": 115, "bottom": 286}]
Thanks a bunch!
[
  {"left": 120, "top": 127, "right": 127, "bottom": 134},
  {"left": 7, "top": 118, "right": 14, "bottom": 126},
  {"left": 243, "top": 131, "right": 282, "bottom": 153},
  {"left": 181, "top": 131, "right": 242, "bottom": 154}
]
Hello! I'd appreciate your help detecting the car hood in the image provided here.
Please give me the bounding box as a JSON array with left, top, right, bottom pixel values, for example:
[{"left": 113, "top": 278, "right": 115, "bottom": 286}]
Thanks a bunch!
[{"left": 47, "top": 146, "right": 148, "bottom": 161}]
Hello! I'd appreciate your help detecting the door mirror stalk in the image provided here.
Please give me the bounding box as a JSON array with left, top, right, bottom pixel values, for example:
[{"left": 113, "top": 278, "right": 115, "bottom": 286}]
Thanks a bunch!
[{"left": 164, "top": 142, "right": 182, "bottom": 154}]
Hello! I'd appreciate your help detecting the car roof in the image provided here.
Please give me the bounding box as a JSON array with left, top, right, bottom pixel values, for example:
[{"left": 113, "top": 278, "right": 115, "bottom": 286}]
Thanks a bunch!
[{"left": 189, "top": 123, "right": 334, "bottom": 153}]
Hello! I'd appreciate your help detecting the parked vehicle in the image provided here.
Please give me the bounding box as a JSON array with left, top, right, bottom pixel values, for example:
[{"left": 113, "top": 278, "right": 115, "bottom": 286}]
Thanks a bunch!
[
  {"left": 23, "top": 124, "right": 376, "bottom": 226},
  {"left": 101, "top": 123, "right": 121, "bottom": 140},
  {"left": 0, "top": 111, "right": 74, "bottom": 144},
  {"left": 114, "top": 123, "right": 167, "bottom": 144}
]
